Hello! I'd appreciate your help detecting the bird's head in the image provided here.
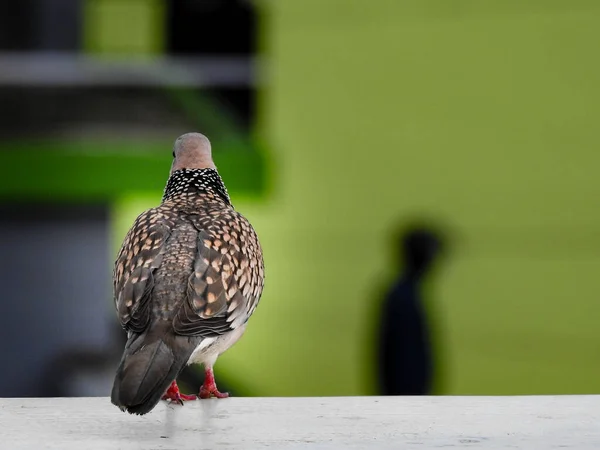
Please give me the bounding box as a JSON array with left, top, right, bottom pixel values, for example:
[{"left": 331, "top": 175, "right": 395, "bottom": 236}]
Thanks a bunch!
[{"left": 170, "top": 132, "right": 216, "bottom": 175}]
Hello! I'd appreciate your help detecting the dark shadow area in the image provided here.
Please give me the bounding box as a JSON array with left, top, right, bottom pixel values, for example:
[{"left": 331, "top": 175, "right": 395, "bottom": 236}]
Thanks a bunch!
[{"left": 376, "top": 221, "right": 449, "bottom": 396}]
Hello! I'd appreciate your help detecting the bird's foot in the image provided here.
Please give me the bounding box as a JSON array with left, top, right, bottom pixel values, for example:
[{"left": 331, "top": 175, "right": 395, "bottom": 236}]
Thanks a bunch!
[
  {"left": 162, "top": 380, "right": 197, "bottom": 405},
  {"left": 199, "top": 385, "right": 229, "bottom": 399},
  {"left": 199, "top": 367, "right": 229, "bottom": 399}
]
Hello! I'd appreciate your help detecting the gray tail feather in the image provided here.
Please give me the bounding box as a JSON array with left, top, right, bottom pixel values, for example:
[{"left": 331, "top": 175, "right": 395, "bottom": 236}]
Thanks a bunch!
[{"left": 111, "top": 333, "right": 191, "bottom": 415}]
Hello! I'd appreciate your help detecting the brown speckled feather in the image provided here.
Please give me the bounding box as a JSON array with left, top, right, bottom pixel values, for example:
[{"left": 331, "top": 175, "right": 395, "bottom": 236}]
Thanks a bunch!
[
  {"left": 113, "top": 173, "right": 264, "bottom": 339},
  {"left": 113, "top": 207, "right": 177, "bottom": 333},
  {"left": 173, "top": 209, "right": 264, "bottom": 337}
]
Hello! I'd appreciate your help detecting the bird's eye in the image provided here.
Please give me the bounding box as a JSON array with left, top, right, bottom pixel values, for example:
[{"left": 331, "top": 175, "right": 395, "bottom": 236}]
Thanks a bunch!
[{"left": 172, "top": 151, "right": 176, "bottom": 158}]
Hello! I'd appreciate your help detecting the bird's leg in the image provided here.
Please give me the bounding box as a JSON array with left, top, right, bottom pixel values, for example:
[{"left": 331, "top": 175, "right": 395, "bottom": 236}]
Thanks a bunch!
[
  {"left": 162, "top": 380, "right": 197, "bottom": 404},
  {"left": 199, "top": 367, "right": 229, "bottom": 399}
]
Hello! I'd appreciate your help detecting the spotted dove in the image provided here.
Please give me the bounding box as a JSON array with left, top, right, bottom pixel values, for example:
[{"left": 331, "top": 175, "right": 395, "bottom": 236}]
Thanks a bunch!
[{"left": 111, "top": 133, "right": 265, "bottom": 415}]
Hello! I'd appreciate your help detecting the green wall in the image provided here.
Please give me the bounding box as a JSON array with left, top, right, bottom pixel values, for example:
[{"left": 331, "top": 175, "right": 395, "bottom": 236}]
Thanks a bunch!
[{"left": 207, "top": 0, "right": 600, "bottom": 396}]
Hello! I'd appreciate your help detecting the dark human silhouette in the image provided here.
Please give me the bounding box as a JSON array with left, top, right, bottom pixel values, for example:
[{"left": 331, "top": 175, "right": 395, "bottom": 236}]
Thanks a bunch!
[{"left": 377, "top": 226, "right": 445, "bottom": 395}]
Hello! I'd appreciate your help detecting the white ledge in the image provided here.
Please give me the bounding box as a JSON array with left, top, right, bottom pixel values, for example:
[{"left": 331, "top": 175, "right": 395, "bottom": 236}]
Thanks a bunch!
[{"left": 0, "top": 396, "right": 599, "bottom": 449}]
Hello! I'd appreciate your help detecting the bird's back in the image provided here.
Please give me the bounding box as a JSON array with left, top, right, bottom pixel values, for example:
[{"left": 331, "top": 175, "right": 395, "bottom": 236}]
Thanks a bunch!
[{"left": 150, "top": 208, "right": 201, "bottom": 323}]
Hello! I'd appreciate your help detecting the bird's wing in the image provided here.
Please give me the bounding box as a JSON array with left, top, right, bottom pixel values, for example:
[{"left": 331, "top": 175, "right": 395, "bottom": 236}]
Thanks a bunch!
[
  {"left": 113, "top": 207, "right": 175, "bottom": 333},
  {"left": 173, "top": 210, "right": 264, "bottom": 338}
]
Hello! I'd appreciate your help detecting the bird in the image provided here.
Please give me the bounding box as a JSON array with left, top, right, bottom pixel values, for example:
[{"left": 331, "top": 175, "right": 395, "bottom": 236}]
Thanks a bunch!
[{"left": 110, "top": 132, "right": 265, "bottom": 415}]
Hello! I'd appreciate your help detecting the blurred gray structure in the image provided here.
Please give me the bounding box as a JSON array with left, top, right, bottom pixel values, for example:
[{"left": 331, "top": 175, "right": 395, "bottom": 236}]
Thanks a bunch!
[
  {"left": 0, "top": 0, "right": 259, "bottom": 397},
  {"left": 0, "top": 204, "right": 113, "bottom": 397}
]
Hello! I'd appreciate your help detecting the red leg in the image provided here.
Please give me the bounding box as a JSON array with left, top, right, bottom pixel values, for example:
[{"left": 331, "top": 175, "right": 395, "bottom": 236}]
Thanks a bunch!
[
  {"left": 162, "top": 380, "right": 197, "bottom": 404},
  {"left": 199, "top": 367, "right": 229, "bottom": 399}
]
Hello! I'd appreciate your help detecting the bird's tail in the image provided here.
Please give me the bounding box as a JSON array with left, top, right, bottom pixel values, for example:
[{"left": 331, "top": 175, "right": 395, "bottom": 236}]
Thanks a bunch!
[{"left": 111, "top": 329, "right": 194, "bottom": 415}]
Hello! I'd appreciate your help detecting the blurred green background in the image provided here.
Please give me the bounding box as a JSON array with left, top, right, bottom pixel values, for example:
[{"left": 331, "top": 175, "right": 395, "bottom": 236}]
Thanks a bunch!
[
  {"left": 1, "top": 0, "right": 599, "bottom": 397},
  {"left": 242, "top": 0, "right": 600, "bottom": 395}
]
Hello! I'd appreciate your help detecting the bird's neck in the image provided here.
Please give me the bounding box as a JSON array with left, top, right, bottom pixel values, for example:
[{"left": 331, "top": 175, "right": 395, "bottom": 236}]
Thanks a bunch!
[{"left": 161, "top": 168, "right": 231, "bottom": 205}]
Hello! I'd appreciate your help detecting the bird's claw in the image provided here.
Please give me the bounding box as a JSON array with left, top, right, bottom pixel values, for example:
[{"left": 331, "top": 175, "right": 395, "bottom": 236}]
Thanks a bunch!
[
  {"left": 163, "top": 391, "right": 198, "bottom": 404},
  {"left": 162, "top": 381, "right": 197, "bottom": 405},
  {"left": 199, "top": 367, "right": 229, "bottom": 399},
  {"left": 199, "top": 385, "right": 229, "bottom": 399}
]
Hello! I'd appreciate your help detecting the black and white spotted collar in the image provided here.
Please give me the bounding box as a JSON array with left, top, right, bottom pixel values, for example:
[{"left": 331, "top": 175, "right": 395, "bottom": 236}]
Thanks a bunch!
[{"left": 162, "top": 168, "right": 231, "bottom": 204}]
